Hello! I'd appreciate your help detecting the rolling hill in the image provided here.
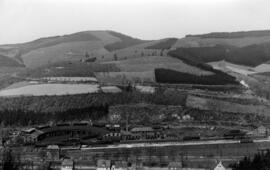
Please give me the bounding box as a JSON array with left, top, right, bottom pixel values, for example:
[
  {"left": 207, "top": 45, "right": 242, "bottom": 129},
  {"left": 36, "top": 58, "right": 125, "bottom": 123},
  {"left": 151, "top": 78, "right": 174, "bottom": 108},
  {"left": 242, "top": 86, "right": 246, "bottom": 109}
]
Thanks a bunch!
[
  {"left": 2, "top": 29, "right": 270, "bottom": 68},
  {"left": 0, "top": 30, "right": 148, "bottom": 68},
  {"left": 1, "top": 29, "right": 270, "bottom": 87},
  {"left": 0, "top": 54, "right": 24, "bottom": 67}
]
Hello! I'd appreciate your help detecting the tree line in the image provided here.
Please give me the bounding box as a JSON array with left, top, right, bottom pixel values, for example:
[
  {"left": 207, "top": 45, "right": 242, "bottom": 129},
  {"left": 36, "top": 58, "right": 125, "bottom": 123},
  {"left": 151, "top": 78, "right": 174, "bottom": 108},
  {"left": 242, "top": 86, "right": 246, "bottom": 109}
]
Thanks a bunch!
[
  {"left": 155, "top": 68, "right": 238, "bottom": 85},
  {"left": 0, "top": 90, "right": 187, "bottom": 126},
  {"left": 231, "top": 150, "right": 270, "bottom": 170}
]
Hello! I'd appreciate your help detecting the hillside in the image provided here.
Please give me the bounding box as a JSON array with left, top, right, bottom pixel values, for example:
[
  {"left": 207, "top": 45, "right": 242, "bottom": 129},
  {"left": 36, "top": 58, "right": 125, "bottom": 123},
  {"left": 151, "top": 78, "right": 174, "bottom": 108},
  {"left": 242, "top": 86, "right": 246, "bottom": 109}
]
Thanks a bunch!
[
  {"left": 1, "top": 29, "right": 270, "bottom": 89},
  {"left": 104, "top": 31, "right": 148, "bottom": 51},
  {"left": 96, "top": 55, "right": 213, "bottom": 84},
  {"left": 2, "top": 29, "right": 270, "bottom": 69},
  {"left": 0, "top": 31, "right": 147, "bottom": 68},
  {"left": 170, "top": 43, "right": 270, "bottom": 67},
  {"left": 146, "top": 38, "right": 178, "bottom": 50},
  {"left": 0, "top": 55, "right": 23, "bottom": 67},
  {"left": 154, "top": 49, "right": 239, "bottom": 85}
]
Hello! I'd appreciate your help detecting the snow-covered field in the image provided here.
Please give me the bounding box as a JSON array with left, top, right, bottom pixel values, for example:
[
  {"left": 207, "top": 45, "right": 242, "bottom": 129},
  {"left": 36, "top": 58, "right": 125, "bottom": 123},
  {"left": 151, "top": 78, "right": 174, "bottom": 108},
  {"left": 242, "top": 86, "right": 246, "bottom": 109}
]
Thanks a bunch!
[
  {"left": 254, "top": 64, "right": 270, "bottom": 73},
  {"left": 81, "top": 139, "right": 240, "bottom": 150},
  {"left": 226, "top": 66, "right": 256, "bottom": 75},
  {"left": 0, "top": 84, "right": 100, "bottom": 97},
  {"left": 42, "top": 77, "right": 98, "bottom": 82},
  {"left": 208, "top": 61, "right": 256, "bottom": 75},
  {"left": 135, "top": 85, "right": 155, "bottom": 94},
  {"left": 81, "top": 138, "right": 270, "bottom": 150},
  {"left": 101, "top": 86, "right": 122, "bottom": 93}
]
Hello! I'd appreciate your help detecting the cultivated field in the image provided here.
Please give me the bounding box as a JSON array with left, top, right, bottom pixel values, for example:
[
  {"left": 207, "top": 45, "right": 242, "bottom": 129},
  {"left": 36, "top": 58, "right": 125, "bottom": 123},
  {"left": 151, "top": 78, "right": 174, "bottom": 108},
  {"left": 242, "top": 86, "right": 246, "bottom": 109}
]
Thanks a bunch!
[
  {"left": 97, "top": 56, "right": 214, "bottom": 83},
  {"left": 211, "top": 61, "right": 270, "bottom": 76},
  {"left": 42, "top": 77, "right": 98, "bottom": 82},
  {"left": 254, "top": 64, "right": 270, "bottom": 73},
  {"left": 22, "top": 41, "right": 105, "bottom": 68},
  {"left": 20, "top": 61, "right": 120, "bottom": 78},
  {"left": 208, "top": 61, "right": 256, "bottom": 76},
  {"left": 106, "top": 56, "right": 213, "bottom": 75},
  {"left": 186, "top": 95, "right": 270, "bottom": 115},
  {"left": 173, "top": 35, "right": 270, "bottom": 48},
  {"left": 95, "top": 71, "right": 155, "bottom": 84},
  {"left": 0, "top": 83, "right": 100, "bottom": 97}
]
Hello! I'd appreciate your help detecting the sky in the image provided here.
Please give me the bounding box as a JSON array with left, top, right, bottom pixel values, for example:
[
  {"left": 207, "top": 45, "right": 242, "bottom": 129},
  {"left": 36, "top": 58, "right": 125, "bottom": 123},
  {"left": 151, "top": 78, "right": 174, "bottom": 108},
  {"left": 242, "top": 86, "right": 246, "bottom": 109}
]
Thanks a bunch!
[{"left": 1, "top": 0, "right": 270, "bottom": 44}]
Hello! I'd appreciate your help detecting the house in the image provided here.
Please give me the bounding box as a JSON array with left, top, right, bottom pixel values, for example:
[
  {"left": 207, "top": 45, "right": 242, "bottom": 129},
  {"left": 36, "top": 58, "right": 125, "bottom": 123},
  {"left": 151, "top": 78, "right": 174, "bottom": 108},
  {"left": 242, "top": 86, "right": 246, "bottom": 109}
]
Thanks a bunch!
[
  {"left": 0, "top": 137, "right": 2, "bottom": 147},
  {"left": 47, "top": 145, "right": 60, "bottom": 150},
  {"left": 130, "top": 127, "right": 156, "bottom": 139},
  {"left": 256, "top": 125, "right": 267, "bottom": 136},
  {"left": 21, "top": 128, "right": 44, "bottom": 144},
  {"left": 46, "top": 145, "right": 60, "bottom": 160},
  {"left": 103, "top": 132, "right": 121, "bottom": 141},
  {"left": 61, "top": 159, "right": 74, "bottom": 170},
  {"left": 135, "top": 85, "right": 155, "bottom": 94},
  {"left": 75, "top": 160, "right": 96, "bottom": 170},
  {"left": 97, "top": 159, "right": 111, "bottom": 170},
  {"left": 247, "top": 125, "right": 267, "bottom": 137},
  {"left": 36, "top": 125, "right": 109, "bottom": 146},
  {"left": 111, "top": 161, "right": 128, "bottom": 170},
  {"left": 121, "top": 130, "right": 133, "bottom": 140},
  {"left": 129, "top": 162, "right": 144, "bottom": 170},
  {"left": 213, "top": 161, "right": 226, "bottom": 170},
  {"left": 168, "top": 162, "right": 182, "bottom": 170}
]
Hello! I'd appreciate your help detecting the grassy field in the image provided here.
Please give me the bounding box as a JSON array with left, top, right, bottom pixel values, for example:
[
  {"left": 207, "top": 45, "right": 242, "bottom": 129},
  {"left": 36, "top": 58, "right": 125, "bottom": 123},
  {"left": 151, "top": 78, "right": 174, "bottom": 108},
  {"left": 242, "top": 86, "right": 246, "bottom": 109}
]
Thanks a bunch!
[{"left": 21, "top": 41, "right": 105, "bottom": 68}]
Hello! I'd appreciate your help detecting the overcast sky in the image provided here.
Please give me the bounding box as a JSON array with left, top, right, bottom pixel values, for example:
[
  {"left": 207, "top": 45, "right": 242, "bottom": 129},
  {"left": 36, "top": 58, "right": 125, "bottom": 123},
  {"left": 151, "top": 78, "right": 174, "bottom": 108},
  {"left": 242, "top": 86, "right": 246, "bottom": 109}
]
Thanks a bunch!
[{"left": 1, "top": 0, "right": 270, "bottom": 44}]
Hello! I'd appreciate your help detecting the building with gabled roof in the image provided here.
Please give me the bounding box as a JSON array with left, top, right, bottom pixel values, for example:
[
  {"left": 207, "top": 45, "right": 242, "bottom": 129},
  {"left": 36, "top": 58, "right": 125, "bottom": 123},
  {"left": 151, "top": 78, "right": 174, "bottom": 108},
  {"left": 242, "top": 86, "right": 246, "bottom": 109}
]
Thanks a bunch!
[
  {"left": 131, "top": 127, "right": 154, "bottom": 133},
  {"left": 61, "top": 159, "right": 74, "bottom": 170},
  {"left": 213, "top": 161, "right": 226, "bottom": 170},
  {"left": 168, "top": 161, "right": 182, "bottom": 170}
]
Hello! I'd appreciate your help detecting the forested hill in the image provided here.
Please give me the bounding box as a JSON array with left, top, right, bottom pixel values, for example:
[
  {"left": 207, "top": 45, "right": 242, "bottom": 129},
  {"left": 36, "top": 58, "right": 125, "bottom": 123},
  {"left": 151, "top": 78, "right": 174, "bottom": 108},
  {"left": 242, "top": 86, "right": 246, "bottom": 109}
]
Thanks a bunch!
[
  {"left": 154, "top": 49, "right": 239, "bottom": 85},
  {"left": 170, "top": 43, "right": 270, "bottom": 67}
]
